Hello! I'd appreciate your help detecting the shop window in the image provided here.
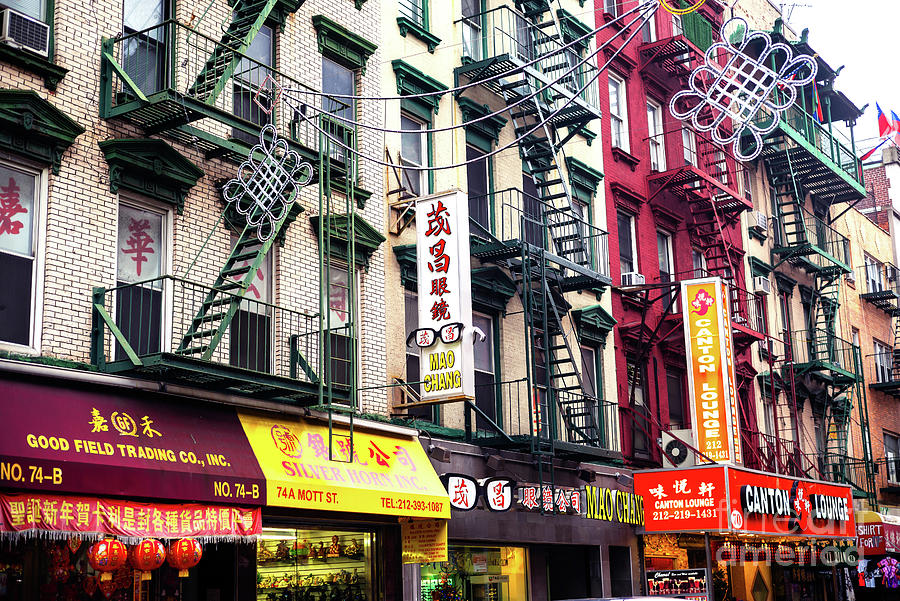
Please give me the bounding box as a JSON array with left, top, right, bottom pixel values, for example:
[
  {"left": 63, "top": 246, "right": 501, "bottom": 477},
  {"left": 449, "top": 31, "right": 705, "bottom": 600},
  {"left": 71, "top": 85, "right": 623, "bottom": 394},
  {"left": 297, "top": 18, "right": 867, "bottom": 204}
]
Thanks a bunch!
[
  {"left": 474, "top": 312, "right": 498, "bottom": 432},
  {"left": 885, "top": 432, "right": 900, "bottom": 484},
  {"left": 467, "top": 145, "right": 490, "bottom": 233},
  {"left": 233, "top": 22, "right": 274, "bottom": 144},
  {"left": 257, "top": 526, "right": 375, "bottom": 600},
  {"left": 657, "top": 230, "right": 676, "bottom": 311},
  {"left": 122, "top": 0, "right": 168, "bottom": 96},
  {"left": 420, "top": 545, "right": 528, "bottom": 601},
  {"left": 609, "top": 545, "right": 633, "bottom": 597},
  {"left": 647, "top": 100, "right": 665, "bottom": 171},
  {"left": 608, "top": 73, "right": 629, "bottom": 152},
  {"left": 400, "top": 113, "right": 426, "bottom": 197},
  {"left": 228, "top": 234, "right": 272, "bottom": 372},
  {"left": 328, "top": 266, "right": 357, "bottom": 392},
  {"left": 0, "top": 162, "right": 43, "bottom": 351},
  {"left": 114, "top": 201, "right": 167, "bottom": 360},
  {"left": 618, "top": 211, "right": 637, "bottom": 276}
]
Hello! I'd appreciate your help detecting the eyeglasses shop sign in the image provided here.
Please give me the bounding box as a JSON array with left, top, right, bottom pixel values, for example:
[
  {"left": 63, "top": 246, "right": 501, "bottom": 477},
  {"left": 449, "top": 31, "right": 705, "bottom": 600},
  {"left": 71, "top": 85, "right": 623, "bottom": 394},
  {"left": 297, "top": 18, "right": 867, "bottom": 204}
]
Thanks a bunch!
[{"left": 416, "top": 190, "right": 475, "bottom": 402}]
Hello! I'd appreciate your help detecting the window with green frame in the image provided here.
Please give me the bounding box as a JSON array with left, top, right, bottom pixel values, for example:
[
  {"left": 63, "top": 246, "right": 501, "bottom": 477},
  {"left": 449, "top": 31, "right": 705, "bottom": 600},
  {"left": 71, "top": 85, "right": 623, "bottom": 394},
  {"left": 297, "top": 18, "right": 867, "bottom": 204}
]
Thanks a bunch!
[
  {"left": 397, "top": 0, "right": 440, "bottom": 52},
  {"left": 393, "top": 61, "right": 447, "bottom": 197},
  {"left": 2, "top": 0, "right": 68, "bottom": 89}
]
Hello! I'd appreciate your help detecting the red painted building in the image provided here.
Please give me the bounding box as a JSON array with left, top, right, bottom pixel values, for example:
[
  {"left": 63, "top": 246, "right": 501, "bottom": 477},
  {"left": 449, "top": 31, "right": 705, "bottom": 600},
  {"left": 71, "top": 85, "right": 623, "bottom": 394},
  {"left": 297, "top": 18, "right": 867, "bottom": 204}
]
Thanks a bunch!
[{"left": 593, "top": 1, "right": 765, "bottom": 465}]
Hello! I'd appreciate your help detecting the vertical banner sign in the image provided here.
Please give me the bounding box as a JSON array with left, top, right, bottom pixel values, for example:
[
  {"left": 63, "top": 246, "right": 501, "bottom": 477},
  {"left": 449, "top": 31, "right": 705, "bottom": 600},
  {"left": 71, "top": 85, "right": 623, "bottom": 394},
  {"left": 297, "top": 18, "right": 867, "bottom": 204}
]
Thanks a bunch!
[
  {"left": 415, "top": 190, "right": 475, "bottom": 402},
  {"left": 681, "top": 278, "right": 741, "bottom": 464}
]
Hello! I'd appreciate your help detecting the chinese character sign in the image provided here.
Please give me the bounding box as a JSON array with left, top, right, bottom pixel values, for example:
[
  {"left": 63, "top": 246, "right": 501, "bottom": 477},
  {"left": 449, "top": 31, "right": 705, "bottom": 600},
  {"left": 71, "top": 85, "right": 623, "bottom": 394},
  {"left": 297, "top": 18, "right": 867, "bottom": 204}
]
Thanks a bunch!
[
  {"left": 681, "top": 278, "right": 741, "bottom": 464},
  {"left": 117, "top": 205, "right": 162, "bottom": 283},
  {"left": 415, "top": 191, "right": 475, "bottom": 402},
  {"left": 0, "top": 165, "right": 36, "bottom": 257}
]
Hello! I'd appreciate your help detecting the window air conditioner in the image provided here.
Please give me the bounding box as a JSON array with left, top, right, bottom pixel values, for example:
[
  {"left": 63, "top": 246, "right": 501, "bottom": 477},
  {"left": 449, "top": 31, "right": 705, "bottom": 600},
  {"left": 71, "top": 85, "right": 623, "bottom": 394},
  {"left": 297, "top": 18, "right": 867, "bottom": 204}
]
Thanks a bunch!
[
  {"left": 752, "top": 275, "right": 771, "bottom": 295},
  {"left": 662, "top": 429, "right": 696, "bottom": 468},
  {"left": 0, "top": 8, "right": 49, "bottom": 58},
  {"left": 621, "top": 272, "right": 645, "bottom": 286},
  {"left": 747, "top": 210, "right": 768, "bottom": 233}
]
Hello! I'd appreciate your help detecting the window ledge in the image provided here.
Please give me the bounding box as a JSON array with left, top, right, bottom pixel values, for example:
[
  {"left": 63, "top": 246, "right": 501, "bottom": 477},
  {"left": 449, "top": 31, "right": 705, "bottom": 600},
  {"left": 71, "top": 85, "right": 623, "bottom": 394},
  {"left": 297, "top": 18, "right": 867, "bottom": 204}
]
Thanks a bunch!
[
  {"left": 612, "top": 146, "right": 640, "bottom": 171},
  {"left": 0, "top": 44, "right": 67, "bottom": 91},
  {"left": 396, "top": 16, "right": 441, "bottom": 53},
  {"left": 748, "top": 228, "right": 767, "bottom": 243},
  {"left": 602, "top": 12, "right": 625, "bottom": 30}
]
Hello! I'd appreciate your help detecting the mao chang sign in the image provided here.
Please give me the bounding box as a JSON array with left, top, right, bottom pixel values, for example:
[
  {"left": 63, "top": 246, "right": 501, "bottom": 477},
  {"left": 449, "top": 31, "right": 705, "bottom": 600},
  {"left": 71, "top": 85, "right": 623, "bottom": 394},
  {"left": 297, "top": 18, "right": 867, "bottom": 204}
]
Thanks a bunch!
[
  {"left": 636, "top": 465, "right": 855, "bottom": 538},
  {"left": 681, "top": 278, "right": 741, "bottom": 464},
  {"left": 414, "top": 190, "right": 475, "bottom": 403}
]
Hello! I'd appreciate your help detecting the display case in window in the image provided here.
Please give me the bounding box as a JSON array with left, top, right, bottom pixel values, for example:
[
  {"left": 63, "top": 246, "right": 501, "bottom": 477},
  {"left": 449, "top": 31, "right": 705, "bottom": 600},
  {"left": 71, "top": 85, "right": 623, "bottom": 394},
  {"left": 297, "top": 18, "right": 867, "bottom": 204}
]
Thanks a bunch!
[
  {"left": 256, "top": 527, "right": 374, "bottom": 601},
  {"left": 419, "top": 546, "right": 526, "bottom": 601}
]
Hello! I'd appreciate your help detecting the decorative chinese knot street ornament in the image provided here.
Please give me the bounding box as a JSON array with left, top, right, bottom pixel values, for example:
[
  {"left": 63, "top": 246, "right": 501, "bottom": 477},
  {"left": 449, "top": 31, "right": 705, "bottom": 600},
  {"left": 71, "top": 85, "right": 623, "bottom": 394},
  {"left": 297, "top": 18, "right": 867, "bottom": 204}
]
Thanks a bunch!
[
  {"left": 131, "top": 539, "right": 166, "bottom": 580},
  {"left": 168, "top": 538, "right": 203, "bottom": 577},
  {"left": 88, "top": 539, "right": 128, "bottom": 581}
]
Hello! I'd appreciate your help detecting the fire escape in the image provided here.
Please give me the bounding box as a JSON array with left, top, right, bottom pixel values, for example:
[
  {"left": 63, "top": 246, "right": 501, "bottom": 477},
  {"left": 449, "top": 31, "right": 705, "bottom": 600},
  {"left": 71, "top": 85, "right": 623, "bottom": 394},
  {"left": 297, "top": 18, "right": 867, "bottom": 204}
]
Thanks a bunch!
[
  {"left": 743, "top": 25, "right": 874, "bottom": 501},
  {"left": 450, "top": 2, "right": 618, "bottom": 483}
]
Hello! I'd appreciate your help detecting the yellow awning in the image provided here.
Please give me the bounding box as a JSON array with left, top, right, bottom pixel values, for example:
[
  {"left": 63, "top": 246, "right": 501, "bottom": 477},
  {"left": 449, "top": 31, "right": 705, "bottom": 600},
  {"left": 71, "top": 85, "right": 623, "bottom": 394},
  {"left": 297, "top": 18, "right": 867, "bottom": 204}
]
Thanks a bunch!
[{"left": 238, "top": 412, "right": 450, "bottom": 519}]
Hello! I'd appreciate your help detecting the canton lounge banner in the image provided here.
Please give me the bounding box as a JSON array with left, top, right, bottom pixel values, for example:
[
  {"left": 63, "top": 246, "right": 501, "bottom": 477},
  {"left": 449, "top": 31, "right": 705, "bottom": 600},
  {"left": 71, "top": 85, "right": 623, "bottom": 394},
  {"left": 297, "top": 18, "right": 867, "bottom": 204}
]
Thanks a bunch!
[
  {"left": 636, "top": 465, "right": 855, "bottom": 538},
  {"left": 681, "top": 278, "right": 742, "bottom": 464},
  {"left": 0, "top": 491, "right": 261, "bottom": 541},
  {"left": 414, "top": 190, "right": 475, "bottom": 403}
]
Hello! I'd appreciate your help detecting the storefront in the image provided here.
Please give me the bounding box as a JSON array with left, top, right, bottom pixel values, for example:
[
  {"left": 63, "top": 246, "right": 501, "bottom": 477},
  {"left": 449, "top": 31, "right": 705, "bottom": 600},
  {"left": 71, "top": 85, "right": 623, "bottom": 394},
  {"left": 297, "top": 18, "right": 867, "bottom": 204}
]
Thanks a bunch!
[
  {"left": 635, "top": 465, "right": 858, "bottom": 601},
  {"left": 407, "top": 439, "right": 643, "bottom": 601},
  {"left": 0, "top": 376, "right": 450, "bottom": 601},
  {"left": 854, "top": 511, "right": 900, "bottom": 598}
]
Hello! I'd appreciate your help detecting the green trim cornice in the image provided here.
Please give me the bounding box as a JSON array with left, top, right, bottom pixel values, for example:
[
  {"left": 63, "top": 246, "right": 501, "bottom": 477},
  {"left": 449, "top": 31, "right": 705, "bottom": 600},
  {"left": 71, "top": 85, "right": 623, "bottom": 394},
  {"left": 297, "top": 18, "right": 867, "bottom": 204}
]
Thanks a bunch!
[
  {"left": 557, "top": 9, "right": 592, "bottom": 51},
  {"left": 0, "top": 45, "right": 67, "bottom": 91},
  {"left": 565, "top": 157, "right": 603, "bottom": 198},
  {"left": 748, "top": 256, "right": 773, "bottom": 276},
  {"left": 312, "top": 15, "right": 377, "bottom": 73},
  {"left": 397, "top": 16, "right": 441, "bottom": 53},
  {"left": 458, "top": 98, "right": 507, "bottom": 150},
  {"left": 471, "top": 267, "right": 516, "bottom": 314},
  {"left": 572, "top": 304, "right": 616, "bottom": 346},
  {"left": 394, "top": 244, "right": 417, "bottom": 289},
  {"left": 99, "top": 138, "right": 203, "bottom": 214},
  {"left": 310, "top": 213, "right": 386, "bottom": 270},
  {"left": 0, "top": 89, "right": 83, "bottom": 174},
  {"left": 392, "top": 60, "right": 448, "bottom": 117}
]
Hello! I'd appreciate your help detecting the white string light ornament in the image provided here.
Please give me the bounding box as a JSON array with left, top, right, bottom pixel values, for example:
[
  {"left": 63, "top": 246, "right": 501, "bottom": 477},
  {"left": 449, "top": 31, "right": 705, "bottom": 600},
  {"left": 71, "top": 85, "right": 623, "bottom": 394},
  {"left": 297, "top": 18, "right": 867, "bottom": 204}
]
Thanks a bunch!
[
  {"left": 669, "top": 18, "right": 818, "bottom": 161},
  {"left": 222, "top": 124, "right": 314, "bottom": 243}
]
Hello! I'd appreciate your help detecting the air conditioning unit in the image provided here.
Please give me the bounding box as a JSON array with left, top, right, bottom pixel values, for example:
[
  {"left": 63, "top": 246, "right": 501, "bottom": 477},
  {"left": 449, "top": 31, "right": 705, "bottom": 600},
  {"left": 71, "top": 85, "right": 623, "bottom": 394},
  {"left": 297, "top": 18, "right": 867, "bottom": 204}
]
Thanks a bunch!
[
  {"left": 621, "top": 272, "right": 645, "bottom": 286},
  {"left": 845, "top": 270, "right": 856, "bottom": 284},
  {"left": 0, "top": 8, "right": 50, "bottom": 57},
  {"left": 662, "top": 429, "right": 696, "bottom": 469},
  {"left": 747, "top": 210, "right": 768, "bottom": 233},
  {"left": 752, "top": 275, "right": 771, "bottom": 295}
]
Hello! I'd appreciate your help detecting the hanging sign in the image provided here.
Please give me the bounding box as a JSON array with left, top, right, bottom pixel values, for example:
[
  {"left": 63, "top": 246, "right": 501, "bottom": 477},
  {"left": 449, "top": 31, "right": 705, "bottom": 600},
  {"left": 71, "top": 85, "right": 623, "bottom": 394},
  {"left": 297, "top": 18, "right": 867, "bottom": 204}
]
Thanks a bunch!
[
  {"left": 414, "top": 190, "right": 475, "bottom": 403},
  {"left": 681, "top": 278, "right": 742, "bottom": 464},
  {"left": 440, "top": 474, "right": 514, "bottom": 512},
  {"left": 0, "top": 491, "right": 260, "bottom": 540},
  {"left": 401, "top": 519, "right": 448, "bottom": 564}
]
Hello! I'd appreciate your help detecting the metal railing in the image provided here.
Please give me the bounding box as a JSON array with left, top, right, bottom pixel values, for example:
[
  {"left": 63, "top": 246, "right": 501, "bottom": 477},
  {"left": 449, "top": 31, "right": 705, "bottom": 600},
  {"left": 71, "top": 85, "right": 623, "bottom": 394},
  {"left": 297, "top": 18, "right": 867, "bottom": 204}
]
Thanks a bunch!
[
  {"left": 856, "top": 261, "right": 900, "bottom": 298},
  {"left": 780, "top": 104, "right": 863, "bottom": 186},
  {"left": 774, "top": 207, "right": 851, "bottom": 270},
  {"left": 102, "top": 20, "right": 352, "bottom": 155},
  {"left": 788, "top": 329, "right": 860, "bottom": 376},
  {"left": 460, "top": 5, "right": 600, "bottom": 111},
  {"left": 740, "top": 429, "right": 821, "bottom": 479},
  {"left": 730, "top": 285, "right": 766, "bottom": 335},
  {"left": 867, "top": 351, "right": 900, "bottom": 386},
  {"left": 467, "top": 378, "right": 620, "bottom": 453},
  {"left": 875, "top": 456, "right": 900, "bottom": 493},
  {"left": 398, "top": 0, "right": 427, "bottom": 27},
  {"left": 91, "top": 276, "right": 350, "bottom": 385},
  {"left": 824, "top": 453, "right": 873, "bottom": 496},
  {"left": 472, "top": 187, "right": 610, "bottom": 278}
]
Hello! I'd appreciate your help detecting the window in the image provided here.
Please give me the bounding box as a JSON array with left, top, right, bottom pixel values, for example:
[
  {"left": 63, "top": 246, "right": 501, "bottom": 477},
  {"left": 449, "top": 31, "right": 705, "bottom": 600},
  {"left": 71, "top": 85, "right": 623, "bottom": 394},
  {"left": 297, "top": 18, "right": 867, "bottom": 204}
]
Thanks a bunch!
[
  {"left": 671, "top": 13, "right": 683, "bottom": 36},
  {"left": 641, "top": 12, "right": 656, "bottom": 42},
  {"left": 581, "top": 345, "right": 599, "bottom": 398},
  {"left": 604, "top": 0, "right": 620, "bottom": 17},
  {"left": 657, "top": 231, "right": 676, "bottom": 311},
  {"left": 6, "top": 0, "right": 45, "bottom": 20},
  {"left": 691, "top": 248, "right": 706, "bottom": 278},
  {"left": 627, "top": 357, "right": 649, "bottom": 454},
  {"left": 865, "top": 254, "right": 885, "bottom": 293},
  {"left": 404, "top": 291, "right": 435, "bottom": 421},
  {"left": 682, "top": 127, "right": 697, "bottom": 166},
  {"left": 399, "top": 0, "right": 426, "bottom": 28},
  {"left": 400, "top": 113, "right": 426, "bottom": 197},
  {"left": 874, "top": 339, "right": 892, "bottom": 384},
  {"left": 741, "top": 166, "right": 753, "bottom": 200},
  {"left": 0, "top": 163, "right": 42, "bottom": 350},
  {"left": 461, "top": 0, "right": 482, "bottom": 61},
  {"left": 666, "top": 369, "right": 685, "bottom": 429},
  {"left": 522, "top": 174, "right": 543, "bottom": 248},
  {"left": 885, "top": 432, "right": 900, "bottom": 484},
  {"left": 618, "top": 211, "right": 636, "bottom": 275},
  {"left": 647, "top": 101, "right": 665, "bottom": 171},
  {"left": 473, "top": 312, "right": 497, "bottom": 431},
  {"left": 467, "top": 145, "right": 490, "bottom": 233},
  {"left": 322, "top": 57, "right": 356, "bottom": 162},
  {"left": 114, "top": 202, "right": 167, "bottom": 359},
  {"left": 228, "top": 235, "right": 272, "bottom": 372},
  {"left": 122, "top": 0, "right": 167, "bottom": 95},
  {"left": 233, "top": 22, "right": 274, "bottom": 143},
  {"left": 420, "top": 546, "right": 528, "bottom": 600},
  {"left": 328, "top": 267, "right": 356, "bottom": 391},
  {"left": 608, "top": 73, "right": 629, "bottom": 152},
  {"left": 712, "top": 149, "right": 728, "bottom": 184}
]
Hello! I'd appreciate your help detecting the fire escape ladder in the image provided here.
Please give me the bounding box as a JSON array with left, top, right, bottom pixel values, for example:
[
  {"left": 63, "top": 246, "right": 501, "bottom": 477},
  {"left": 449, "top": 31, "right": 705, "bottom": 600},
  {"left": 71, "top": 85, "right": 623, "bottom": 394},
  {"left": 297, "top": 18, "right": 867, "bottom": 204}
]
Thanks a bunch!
[
  {"left": 175, "top": 212, "right": 288, "bottom": 362},
  {"left": 809, "top": 270, "right": 841, "bottom": 364},
  {"left": 187, "top": 0, "right": 282, "bottom": 105},
  {"left": 893, "top": 315, "right": 900, "bottom": 380}
]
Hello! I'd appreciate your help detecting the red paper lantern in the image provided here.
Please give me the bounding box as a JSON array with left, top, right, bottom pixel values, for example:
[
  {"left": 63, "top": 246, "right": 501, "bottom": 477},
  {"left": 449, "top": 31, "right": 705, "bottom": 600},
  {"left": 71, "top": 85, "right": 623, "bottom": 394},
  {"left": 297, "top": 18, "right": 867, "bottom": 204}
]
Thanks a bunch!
[
  {"left": 88, "top": 540, "right": 128, "bottom": 581},
  {"left": 168, "top": 538, "right": 202, "bottom": 577},
  {"left": 131, "top": 539, "right": 166, "bottom": 579}
]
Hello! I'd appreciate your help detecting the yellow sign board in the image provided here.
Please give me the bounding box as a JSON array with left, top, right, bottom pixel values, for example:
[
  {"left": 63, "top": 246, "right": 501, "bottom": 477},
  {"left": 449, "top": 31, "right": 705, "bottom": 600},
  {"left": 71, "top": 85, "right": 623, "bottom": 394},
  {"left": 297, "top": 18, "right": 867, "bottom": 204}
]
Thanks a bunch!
[
  {"left": 401, "top": 519, "right": 449, "bottom": 564},
  {"left": 238, "top": 413, "right": 450, "bottom": 519}
]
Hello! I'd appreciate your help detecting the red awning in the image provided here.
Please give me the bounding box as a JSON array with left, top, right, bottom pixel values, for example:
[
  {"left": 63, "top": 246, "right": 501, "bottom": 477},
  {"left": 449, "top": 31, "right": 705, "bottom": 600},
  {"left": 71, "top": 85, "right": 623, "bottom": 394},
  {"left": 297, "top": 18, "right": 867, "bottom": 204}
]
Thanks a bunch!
[{"left": 0, "top": 379, "right": 265, "bottom": 506}]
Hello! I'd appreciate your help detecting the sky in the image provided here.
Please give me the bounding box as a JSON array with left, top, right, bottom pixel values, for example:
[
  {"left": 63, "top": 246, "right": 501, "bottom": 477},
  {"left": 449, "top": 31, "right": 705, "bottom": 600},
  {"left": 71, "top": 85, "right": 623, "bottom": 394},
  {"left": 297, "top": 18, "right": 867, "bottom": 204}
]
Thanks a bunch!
[{"left": 776, "top": 0, "right": 899, "bottom": 159}]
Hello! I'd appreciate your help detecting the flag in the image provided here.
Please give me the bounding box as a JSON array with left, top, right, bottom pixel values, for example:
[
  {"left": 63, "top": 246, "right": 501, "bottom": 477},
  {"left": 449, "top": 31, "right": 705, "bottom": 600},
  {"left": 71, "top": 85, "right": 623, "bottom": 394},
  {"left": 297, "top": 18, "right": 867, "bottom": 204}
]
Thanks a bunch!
[
  {"left": 878, "top": 104, "right": 892, "bottom": 138},
  {"left": 860, "top": 137, "right": 889, "bottom": 161},
  {"left": 812, "top": 81, "right": 824, "bottom": 123},
  {"left": 892, "top": 111, "right": 900, "bottom": 147}
]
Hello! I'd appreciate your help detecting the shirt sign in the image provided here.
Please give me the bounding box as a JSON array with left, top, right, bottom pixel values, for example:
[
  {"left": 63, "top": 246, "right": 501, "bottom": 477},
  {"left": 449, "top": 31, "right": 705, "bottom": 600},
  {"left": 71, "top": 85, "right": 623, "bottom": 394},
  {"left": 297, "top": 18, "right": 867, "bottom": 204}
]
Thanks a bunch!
[
  {"left": 681, "top": 278, "right": 742, "bottom": 464},
  {"left": 415, "top": 190, "right": 475, "bottom": 402}
]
